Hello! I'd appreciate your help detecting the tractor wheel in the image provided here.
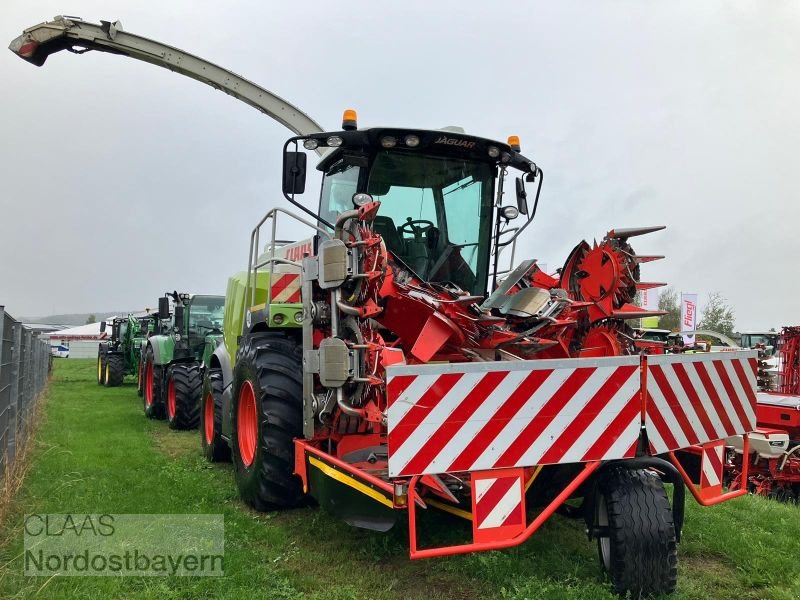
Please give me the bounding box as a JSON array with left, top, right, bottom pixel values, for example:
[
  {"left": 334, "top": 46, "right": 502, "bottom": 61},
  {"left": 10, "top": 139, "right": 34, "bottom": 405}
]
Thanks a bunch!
[
  {"left": 201, "top": 368, "right": 230, "bottom": 462},
  {"left": 143, "top": 347, "right": 165, "bottom": 420},
  {"left": 137, "top": 354, "right": 145, "bottom": 397},
  {"left": 105, "top": 354, "right": 125, "bottom": 387},
  {"left": 165, "top": 363, "right": 202, "bottom": 430},
  {"left": 595, "top": 467, "right": 678, "bottom": 596},
  {"left": 97, "top": 351, "right": 107, "bottom": 385},
  {"left": 232, "top": 332, "right": 303, "bottom": 510}
]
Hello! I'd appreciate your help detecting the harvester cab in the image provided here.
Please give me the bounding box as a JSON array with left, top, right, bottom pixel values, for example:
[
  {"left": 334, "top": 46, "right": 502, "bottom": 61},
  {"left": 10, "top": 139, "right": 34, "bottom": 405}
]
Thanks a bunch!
[{"left": 141, "top": 292, "right": 224, "bottom": 429}]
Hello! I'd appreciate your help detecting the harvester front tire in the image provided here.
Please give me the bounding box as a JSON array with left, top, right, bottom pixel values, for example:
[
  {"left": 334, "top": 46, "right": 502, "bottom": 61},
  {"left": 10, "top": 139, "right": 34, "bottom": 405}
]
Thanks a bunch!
[
  {"left": 105, "top": 354, "right": 125, "bottom": 387},
  {"left": 166, "top": 363, "right": 202, "bottom": 430},
  {"left": 595, "top": 467, "right": 678, "bottom": 597},
  {"left": 201, "top": 368, "right": 230, "bottom": 462},
  {"left": 232, "top": 333, "right": 303, "bottom": 510},
  {"left": 143, "top": 347, "right": 165, "bottom": 420}
]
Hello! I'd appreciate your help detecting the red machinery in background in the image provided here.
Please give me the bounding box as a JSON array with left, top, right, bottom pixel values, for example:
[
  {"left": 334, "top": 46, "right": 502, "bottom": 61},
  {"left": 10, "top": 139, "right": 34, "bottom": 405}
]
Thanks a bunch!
[{"left": 726, "top": 326, "right": 800, "bottom": 501}]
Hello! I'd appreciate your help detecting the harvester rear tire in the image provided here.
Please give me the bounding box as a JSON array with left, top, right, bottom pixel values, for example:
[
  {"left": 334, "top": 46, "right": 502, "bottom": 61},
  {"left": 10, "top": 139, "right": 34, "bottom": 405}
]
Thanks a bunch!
[
  {"left": 97, "top": 351, "right": 107, "bottom": 385},
  {"left": 201, "top": 368, "right": 230, "bottom": 462},
  {"left": 232, "top": 332, "right": 303, "bottom": 510},
  {"left": 105, "top": 354, "right": 125, "bottom": 387},
  {"left": 143, "top": 346, "right": 165, "bottom": 420},
  {"left": 595, "top": 467, "right": 678, "bottom": 597},
  {"left": 166, "top": 363, "right": 202, "bottom": 430}
]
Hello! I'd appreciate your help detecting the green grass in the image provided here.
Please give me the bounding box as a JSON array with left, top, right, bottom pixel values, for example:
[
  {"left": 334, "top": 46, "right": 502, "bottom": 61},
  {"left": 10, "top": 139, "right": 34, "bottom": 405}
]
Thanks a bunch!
[{"left": 1, "top": 359, "right": 799, "bottom": 599}]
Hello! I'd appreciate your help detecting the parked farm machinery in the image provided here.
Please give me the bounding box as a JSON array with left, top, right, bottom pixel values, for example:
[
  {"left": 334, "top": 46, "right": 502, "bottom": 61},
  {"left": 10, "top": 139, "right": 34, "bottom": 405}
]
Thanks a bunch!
[
  {"left": 11, "top": 16, "right": 761, "bottom": 596},
  {"left": 141, "top": 292, "right": 224, "bottom": 429},
  {"left": 724, "top": 326, "right": 800, "bottom": 501},
  {"left": 96, "top": 313, "right": 153, "bottom": 387}
]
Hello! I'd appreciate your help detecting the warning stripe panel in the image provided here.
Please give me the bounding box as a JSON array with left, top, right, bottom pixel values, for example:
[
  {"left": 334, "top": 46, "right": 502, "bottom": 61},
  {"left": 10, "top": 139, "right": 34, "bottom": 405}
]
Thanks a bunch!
[
  {"left": 270, "top": 273, "right": 302, "bottom": 303},
  {"left": 700, "top": 443, "right": 724, "bottom": 488},
  {"left": 387, "top": 357, "right": 642, "bottom": 477},
  {"left": 646, "top": 354, "right": 757, "bottom": 455}
]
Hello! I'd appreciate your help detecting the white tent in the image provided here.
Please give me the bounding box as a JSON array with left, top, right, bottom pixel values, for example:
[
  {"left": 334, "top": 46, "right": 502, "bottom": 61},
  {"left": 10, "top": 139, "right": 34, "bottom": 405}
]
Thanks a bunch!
[{"left": 44, "top": 322, "right": 108, "bottom": 359}]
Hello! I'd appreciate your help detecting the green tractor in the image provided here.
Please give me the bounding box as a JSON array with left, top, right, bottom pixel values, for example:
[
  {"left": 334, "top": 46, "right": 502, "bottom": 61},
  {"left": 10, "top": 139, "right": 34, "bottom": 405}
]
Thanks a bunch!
[
  {"left": 142, "top": 292, "right": 225, "bottom": 429},
  {"left": 96, "top": 314, "right": 153, "bottom": 387}
]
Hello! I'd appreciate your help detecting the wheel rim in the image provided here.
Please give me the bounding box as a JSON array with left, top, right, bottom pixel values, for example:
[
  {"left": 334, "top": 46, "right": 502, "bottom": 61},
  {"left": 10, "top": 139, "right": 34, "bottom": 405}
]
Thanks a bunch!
[
  {"left": 145, "top": 361, "right": 154, "bottom": 407},
  {"left": 597, "top": 494, "right": 611, "bottom": 570},
  {"left": 98, "top": 357, "right": 102, "bottom": 381},
  {"left": 204, "top": 392, "right": 215, "bottom": 445},
  {"left": 105, "top": 363, "right": 110, "bottom": 383},
  {"left": 167, "top": 378, "right": 177, "bottom": 420},
  {"left": 237, "top": 380, "right": 257, "bottom": 468}
]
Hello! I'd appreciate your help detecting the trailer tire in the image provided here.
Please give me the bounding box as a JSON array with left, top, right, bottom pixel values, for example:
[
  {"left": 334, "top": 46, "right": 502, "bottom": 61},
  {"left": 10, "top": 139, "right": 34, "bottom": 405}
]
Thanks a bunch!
[
  {"left": 97, "top": 350, "right": 107, "bottom": 385},
  {"left": 595, "top": 467, "right": 678, "bottom": 597},
  {"left": 166, "top": 363, "right": 202, "bottom": 430},
  {"left": 201, "top": 368, "right": 230, "bottom": 462},
  {"left": 143, "top": 347, "right": 165, "bottom": 420},
  {"left": 232, "top": 332, "right": 303, "bottom": 510},
  {"left": 105, "top": 354, "right": 125, "bottom": 387}
]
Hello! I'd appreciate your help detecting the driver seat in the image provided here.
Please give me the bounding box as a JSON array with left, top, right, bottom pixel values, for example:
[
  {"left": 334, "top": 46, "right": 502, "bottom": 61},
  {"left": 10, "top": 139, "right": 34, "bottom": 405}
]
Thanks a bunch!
[{"left": 372, "top": 216, "right": 405, "bottom": 258}]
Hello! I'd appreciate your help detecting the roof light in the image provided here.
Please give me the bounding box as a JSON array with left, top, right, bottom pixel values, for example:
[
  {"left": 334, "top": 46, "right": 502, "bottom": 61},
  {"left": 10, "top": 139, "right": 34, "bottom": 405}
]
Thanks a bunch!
[
  {"left": 326, "top": 136, "right": 343, "bottom": 147},
  {"left": 342, "top": 108, "right": 358, "bottom": 131},
  {"left": 404, "top": 134, "right": 420, "bottom": 147},
  {"left": 303, "top": 139, "right": 319, "bottom": 150},
  {"left": 507, "top": 135, "right": 521, "bottom": 152},
  {"left": 487, "top": 146, "right": 500, "bottom": 158},
  {"left": 380, "top": 136, "right": 397, "bottom": 148}
]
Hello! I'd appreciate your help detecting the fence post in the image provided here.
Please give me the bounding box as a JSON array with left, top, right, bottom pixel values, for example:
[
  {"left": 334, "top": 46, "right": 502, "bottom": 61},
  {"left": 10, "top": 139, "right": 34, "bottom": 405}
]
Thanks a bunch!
[{"left": 0, "top": 307, "right": 6, "bottom": 475}]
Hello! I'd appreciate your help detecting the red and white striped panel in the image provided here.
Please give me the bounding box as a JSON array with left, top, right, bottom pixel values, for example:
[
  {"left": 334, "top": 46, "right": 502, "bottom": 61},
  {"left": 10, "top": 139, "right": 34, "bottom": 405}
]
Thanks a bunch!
[
  {"left": 270, "top": 273, "right": 301, "bottom": 303},
  {"left": 386, "top": 356, "right": 642, "bottom": 478},
  {"left": 645, "top": 352, "right": 758, "bottom": 455},
  {"left": 700, "top": 442, "right": 724, "bottom": 489},
  {"left": 471, "top": 469, "right": 525, "bottom": 543}
]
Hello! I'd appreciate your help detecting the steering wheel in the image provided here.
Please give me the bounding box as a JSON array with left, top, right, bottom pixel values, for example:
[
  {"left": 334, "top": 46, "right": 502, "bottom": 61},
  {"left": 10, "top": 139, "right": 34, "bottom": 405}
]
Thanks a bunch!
[{"left": 397, "top": 219, "right": 435, "bottom": 238}]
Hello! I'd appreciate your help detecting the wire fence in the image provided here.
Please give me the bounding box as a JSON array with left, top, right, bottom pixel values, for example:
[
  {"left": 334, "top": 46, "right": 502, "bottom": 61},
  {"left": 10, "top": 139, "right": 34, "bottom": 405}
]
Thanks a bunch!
[{"left": 0, "top": 306, "right": 51, "bottom": 482}]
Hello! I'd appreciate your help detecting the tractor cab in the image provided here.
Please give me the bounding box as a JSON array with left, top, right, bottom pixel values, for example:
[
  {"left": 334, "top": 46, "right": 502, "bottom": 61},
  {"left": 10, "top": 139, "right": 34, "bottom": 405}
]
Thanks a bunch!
[
  {"left": 185, "top": 295, "right": 225, "bottom": 354},
  {"left": 283, "top": 113, "right": 540, "bottom": 296}
]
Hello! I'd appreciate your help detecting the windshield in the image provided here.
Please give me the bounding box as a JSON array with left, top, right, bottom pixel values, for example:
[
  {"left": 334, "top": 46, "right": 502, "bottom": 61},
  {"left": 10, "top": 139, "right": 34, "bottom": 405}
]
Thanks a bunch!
[
  {"left": 742, "top": 334, "right": 777, "bottom": 348},
  {"left": 320, "top": 151, "right": 495, "bottom": 295},
  {"left": 187, "top": 296, "right": 225, "bottom": 334}
]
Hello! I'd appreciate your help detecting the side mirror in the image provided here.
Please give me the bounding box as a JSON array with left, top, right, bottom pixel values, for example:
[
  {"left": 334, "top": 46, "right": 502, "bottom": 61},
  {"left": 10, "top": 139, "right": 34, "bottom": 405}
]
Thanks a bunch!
[
  {"left": 282, "top": 151, "right": 307, "bottom": 195},
  {"left": 515, "top": 177, "right": 528, "bottom": 215},
  {"left": 158, "top": 296, "right": 170, "bottom": 320},
  {"left": 99, "top": 321, "right": 106, "bottom": 333}
]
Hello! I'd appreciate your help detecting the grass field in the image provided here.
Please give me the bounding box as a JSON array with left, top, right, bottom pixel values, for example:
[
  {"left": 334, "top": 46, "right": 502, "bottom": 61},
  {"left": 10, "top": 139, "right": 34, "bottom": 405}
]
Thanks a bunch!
[{"left": 0, "top": 359, "right": 798, "bottom": 599}]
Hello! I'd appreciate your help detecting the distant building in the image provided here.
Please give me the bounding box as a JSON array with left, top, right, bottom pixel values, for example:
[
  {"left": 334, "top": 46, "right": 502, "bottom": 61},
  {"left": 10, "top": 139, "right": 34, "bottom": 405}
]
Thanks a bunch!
[{"left": 42, "top": 322, "right": 107, "bottom": 359}]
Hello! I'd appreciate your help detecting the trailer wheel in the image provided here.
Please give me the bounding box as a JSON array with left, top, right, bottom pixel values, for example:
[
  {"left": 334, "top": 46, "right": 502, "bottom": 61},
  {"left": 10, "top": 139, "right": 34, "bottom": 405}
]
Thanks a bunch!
[
  {"left": 595, "top": 467, "right": 677, "bottom": 597},
  {"left": 97, "top": 350, "right": 107, "bottom": 385},
  {"left": 165, "top": 363, "right": 202, "bottom": 430},
  {"left": 143, "top": 347, "right": 165, "bottom": 420},
  {"left": 201, "top": 368, "right": 230, "bottom": 462},
  {"left": 232, "top": 332, "right": 303, "bottom": 510},
  {"left": 105, "top": 354, "right": 125, "bottom": 387}
]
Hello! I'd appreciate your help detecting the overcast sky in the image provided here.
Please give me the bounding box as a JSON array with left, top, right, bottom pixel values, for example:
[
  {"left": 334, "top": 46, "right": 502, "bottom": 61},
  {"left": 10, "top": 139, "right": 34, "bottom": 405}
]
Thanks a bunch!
[{"left": 1, "top": 1, "right": 798, "bottom": 330}]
